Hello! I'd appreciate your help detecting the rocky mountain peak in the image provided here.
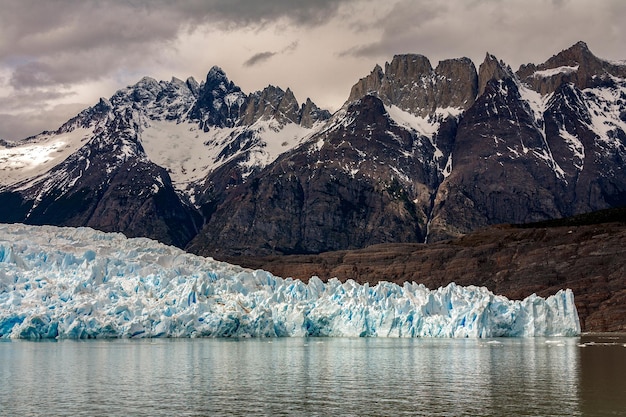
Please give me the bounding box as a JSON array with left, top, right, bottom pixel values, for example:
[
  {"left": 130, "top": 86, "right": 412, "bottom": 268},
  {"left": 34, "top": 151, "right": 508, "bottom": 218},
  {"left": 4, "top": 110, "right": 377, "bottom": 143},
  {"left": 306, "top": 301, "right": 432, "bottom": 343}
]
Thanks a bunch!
[
  {"left": 186, "top": 77, "right": 200, "bottom": 95},
  {"left": 477, "top": 53, "right": 514, "bottom": 96},
  {"left": 517, "top": 41, "right": 626, "bottom": 95},
  {"left": 434, "top": 57, "right": 479, "bottom": 110},
  {"left": 205, "top": 66, "right": 228, "bottom": 84},
  {"left": 239, "top": 85, "right": 330, "bottom": 128},
  {"left": 299, "top": 98, "right": 331, "bottom": 128},
  {"left": 240, "top": 85, "right": 296, "bottom": 125},
  {"left": 189, "top": 67, "right": 245, "bottom": 130}
]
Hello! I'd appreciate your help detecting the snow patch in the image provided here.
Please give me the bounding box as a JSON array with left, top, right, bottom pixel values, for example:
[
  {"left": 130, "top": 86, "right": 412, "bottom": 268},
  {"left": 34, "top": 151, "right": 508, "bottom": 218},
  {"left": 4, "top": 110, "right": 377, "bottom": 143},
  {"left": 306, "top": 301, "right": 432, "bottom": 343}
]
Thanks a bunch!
[
  {"left": 533, "top": 65, "right": 579, "bottom": 78},
  {"left": 386, "top": 105, "right": 437, "bottom": 138},
  {"left": 442, "top": 153, "right": 453, "bottom": 178},
  {"left": 140, "top": 118, "right": 318, "bottom": 198},
  {"left": 584, "top": 84, "right": 626, "bottom": 146},
  {"left": 559, "top": 128, "right": 585, "bottom": 171}
]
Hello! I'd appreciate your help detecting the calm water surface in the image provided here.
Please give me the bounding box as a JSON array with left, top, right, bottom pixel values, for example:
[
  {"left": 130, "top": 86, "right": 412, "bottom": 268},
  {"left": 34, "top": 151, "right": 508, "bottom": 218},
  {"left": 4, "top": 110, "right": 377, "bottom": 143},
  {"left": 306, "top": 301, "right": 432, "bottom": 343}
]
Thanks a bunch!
[{"left": 1, "top": 335, "right": 625, "bottom": 416}]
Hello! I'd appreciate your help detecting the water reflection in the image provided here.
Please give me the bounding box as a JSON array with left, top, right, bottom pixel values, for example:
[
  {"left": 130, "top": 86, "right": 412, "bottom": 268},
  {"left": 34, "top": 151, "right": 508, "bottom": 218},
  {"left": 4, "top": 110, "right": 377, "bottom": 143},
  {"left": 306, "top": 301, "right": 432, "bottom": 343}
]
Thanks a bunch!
[
  {"left": 0, "top": 336, "right": 623, "bottom": 416},
  {"left": 579, "top": 334, "right": 626, "bottom": 416}
]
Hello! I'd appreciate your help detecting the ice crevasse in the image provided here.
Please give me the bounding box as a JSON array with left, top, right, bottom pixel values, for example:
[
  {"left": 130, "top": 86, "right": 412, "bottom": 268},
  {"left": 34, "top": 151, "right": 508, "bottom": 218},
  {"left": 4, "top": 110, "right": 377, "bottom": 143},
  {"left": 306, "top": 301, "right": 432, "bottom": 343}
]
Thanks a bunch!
[{"left": 0, "top": 224, "right": 580, "bottom": 339}]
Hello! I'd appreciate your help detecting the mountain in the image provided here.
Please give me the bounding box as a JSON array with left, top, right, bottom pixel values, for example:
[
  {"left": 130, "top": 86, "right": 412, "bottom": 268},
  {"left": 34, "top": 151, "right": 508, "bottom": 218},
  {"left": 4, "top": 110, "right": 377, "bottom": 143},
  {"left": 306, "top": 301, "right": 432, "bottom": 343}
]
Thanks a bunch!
[
  {"left": 0, "top": 66, "right": 330, "bottom": 247},
  {"left": 0, "top": 41, "right": 625, "bottom": 258},
  {"left": 188, "top": 41, "right": 626, "bottom": 256}
]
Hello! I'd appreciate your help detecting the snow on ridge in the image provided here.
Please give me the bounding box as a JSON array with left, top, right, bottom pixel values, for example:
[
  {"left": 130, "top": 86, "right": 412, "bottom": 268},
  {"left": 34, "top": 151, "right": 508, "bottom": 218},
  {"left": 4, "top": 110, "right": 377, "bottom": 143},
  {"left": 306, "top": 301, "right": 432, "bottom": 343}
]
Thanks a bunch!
[
  {"left": 0, "top": 223, "right": 581, "bottom": 339},
  {"left": 386, "top": 104, "right": 436, "bottom": 137},
  {"left": 533, "top": 65, "right": 579, "bottom": 78},
  {"left": 559, "top": 128, "right": 585, "bottom": 171},
  {"left": 518, "top": 84, "right": 552, "bottom": 123},
  {"left": 0, "top": 127, "right": 92, "bottom": 188},
  {"left": 140, "top": 117, "right": 321, "bottom": 197},
  {"left": 517, "top": 84, "right": 568, "bottom": 180}
]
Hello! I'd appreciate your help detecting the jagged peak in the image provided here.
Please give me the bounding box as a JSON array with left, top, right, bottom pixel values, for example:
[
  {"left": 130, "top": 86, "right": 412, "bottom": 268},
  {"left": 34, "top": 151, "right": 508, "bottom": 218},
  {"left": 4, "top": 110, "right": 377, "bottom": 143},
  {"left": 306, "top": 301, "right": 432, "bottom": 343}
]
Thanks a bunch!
[
  {"left": 134, "top": 76, "right": 160, "bottom": 87},
  {"left": 572, "top": 40, "right": 590, "bottom": 51},
  {"left": 347, "top": 63, "right": 385, "bottom": 103},
  {"left": 94, "top": 97, "right": 113, "bottom": 111},
  {"left": 206, "top": 65, "right": 227, "bottom": 81},
  {"left": 478, "top": 53, "right": 514, "bottom": 96}
]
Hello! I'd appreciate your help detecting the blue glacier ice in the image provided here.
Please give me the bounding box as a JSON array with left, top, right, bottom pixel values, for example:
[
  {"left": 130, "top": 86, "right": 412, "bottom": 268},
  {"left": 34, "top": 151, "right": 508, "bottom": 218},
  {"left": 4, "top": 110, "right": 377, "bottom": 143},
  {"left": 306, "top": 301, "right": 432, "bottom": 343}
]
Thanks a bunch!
[{"left": 0, "top": 224, "right": 580, "bottom": 339}]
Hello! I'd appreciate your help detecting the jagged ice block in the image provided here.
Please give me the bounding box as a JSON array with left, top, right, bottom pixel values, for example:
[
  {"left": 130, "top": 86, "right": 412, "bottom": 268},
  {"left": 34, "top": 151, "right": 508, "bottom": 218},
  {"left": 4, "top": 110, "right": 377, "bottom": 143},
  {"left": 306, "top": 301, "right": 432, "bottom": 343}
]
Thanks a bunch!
[{"left": 0, "top": 224, "right": 580, "bottom": 339}]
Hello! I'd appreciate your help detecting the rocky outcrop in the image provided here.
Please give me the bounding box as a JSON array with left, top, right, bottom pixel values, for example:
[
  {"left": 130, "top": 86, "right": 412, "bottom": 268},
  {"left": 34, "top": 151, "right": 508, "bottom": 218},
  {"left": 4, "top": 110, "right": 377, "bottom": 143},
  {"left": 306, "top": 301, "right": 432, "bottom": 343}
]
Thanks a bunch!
[
  {"left": 348, "top": 54, "right": 478, "bottom": 116},
  {"left": 240, "top": 86, "right": 300, "bottom": 126},
  {"left": 228, "top": 208, "right": 626, "bottom": 333},
  {"left": 240, "top": 86, "right": 331, "bottom": 127}
]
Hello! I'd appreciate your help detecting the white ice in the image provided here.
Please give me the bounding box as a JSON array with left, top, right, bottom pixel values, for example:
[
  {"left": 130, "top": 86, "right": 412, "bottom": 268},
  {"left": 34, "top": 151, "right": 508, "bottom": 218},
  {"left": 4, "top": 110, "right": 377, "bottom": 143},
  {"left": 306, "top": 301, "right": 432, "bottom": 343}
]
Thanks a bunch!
[{"left": 0, "top": 224, "right": 581, "bottom": 339}]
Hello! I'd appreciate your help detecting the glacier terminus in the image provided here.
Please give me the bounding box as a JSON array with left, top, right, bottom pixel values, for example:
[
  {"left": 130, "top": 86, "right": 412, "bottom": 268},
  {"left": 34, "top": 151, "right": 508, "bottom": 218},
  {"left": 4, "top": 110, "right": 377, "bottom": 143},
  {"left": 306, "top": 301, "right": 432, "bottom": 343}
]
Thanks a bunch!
[{"left": 0, "top": 224, "right": 580, "bottom": 339}]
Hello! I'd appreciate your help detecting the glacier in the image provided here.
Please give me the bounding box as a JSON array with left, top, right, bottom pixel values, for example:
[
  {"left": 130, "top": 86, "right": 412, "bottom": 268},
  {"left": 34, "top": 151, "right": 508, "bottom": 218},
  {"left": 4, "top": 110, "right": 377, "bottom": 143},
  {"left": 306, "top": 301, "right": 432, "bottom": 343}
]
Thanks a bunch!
[{"left": 0, "top": 224, "right": 580, "bottom": 339}]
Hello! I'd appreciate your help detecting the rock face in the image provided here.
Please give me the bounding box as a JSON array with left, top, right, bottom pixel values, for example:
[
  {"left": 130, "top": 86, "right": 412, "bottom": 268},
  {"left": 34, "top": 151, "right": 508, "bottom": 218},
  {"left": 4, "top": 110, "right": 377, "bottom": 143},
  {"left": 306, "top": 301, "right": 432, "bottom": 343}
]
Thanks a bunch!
[
  {"left": 348, "top": 54, "right": 478, "bottom": 117},
  {"left": 230, "top": 208, "right": 626, "bottom": 333},
  {"left": 187, "top": 95, "right": 441, "bottom": 257}
]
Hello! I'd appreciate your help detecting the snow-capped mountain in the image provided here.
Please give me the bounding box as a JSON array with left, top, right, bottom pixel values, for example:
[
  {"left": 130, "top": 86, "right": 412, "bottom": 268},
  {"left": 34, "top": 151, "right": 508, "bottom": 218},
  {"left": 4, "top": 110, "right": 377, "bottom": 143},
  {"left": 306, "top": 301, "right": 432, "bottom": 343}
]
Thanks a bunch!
[
  {"left": 0, "top": 66, "right": 329, "bottom": 247},
  {"left": 0, "top": 41, "right": 624, "bottom": 257},
  {"left": 189, "top": 41, "right": 626, "bottom": 256}
]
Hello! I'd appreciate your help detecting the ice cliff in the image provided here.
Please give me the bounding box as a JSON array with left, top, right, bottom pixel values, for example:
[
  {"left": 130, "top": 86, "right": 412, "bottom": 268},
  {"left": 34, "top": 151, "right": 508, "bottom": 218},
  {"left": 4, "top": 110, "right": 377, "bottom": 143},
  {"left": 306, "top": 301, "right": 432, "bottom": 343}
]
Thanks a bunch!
[{"left": 0, "top": 224, "right": 580, "bottom": 339}]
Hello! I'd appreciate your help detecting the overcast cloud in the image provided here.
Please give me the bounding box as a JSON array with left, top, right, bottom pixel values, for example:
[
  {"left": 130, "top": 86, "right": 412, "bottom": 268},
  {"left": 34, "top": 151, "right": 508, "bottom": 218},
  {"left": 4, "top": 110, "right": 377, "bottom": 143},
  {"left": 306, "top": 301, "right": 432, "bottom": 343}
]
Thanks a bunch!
[{"left": 0, "top": 0, "right": 624, "bottom": 140}]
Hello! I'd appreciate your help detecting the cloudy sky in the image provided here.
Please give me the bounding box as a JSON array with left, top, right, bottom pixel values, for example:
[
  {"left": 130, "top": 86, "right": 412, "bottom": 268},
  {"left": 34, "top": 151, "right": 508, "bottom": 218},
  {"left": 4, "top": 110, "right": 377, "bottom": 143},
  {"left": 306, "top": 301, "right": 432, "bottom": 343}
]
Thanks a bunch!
[{"left": 0, "top": 0, "right": 624, "bottom": 140}]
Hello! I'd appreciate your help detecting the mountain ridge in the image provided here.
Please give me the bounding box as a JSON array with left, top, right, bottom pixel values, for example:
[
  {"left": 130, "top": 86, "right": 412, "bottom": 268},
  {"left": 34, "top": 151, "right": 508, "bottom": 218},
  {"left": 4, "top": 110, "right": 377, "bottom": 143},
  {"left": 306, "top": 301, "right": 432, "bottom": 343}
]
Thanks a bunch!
[{"left": 0, "top": 41, "right": 624, "bottom": 258}]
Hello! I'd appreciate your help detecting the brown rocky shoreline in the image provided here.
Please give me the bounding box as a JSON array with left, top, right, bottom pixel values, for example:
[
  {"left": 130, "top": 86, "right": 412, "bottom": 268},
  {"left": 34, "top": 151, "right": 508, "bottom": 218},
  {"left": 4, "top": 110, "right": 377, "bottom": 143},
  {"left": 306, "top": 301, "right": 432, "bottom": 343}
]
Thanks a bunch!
[{"left": 224, "top": 208, "right": 626, "bottom": 333}]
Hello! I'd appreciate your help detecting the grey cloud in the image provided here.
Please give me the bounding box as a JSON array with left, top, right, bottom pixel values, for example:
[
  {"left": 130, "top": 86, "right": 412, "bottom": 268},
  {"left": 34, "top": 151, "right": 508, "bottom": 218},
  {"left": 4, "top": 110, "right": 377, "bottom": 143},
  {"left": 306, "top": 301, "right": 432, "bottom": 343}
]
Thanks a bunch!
[
  {"left": 1, "top": 0, "right": 354, "bottom": 89},
  {"left": 243, "top": 41, "right": 299, "bottom": 67},
  {"left": 243, "top": 51, "right": 277, "bottom": 67},
  {"left": 281, "top": 41, "right": 299, "bottom": 54},
  {"left": 338, "top": 0, "right": 626, "bottom": 72},
  {"left": 172, "top": 0, "right": 360, "bottom": 27},
  {"left": 0, "top": 103, "right": 86, "bottom": 141},
  {"left": 0, "top": 89, "right": 76, "bottom": 112},
  {"left": 338, "top": 0, "right": 447, "bottom": 59}
]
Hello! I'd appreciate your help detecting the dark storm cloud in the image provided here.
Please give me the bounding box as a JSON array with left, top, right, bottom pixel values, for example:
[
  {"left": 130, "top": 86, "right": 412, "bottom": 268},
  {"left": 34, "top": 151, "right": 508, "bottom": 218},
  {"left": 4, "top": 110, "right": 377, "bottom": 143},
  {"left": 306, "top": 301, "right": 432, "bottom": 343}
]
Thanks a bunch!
[
  {"left": 243, "top": 41, "right": 299, "bottom": 67},
  {"left": 243, "top": 52, "right": 277, "bottom": 67},
  {"left": 0, "top": 0, "right": 355, "bottom": 89},
  {"left": 339, "top": 0, "right": 626, "bottom": 71}
]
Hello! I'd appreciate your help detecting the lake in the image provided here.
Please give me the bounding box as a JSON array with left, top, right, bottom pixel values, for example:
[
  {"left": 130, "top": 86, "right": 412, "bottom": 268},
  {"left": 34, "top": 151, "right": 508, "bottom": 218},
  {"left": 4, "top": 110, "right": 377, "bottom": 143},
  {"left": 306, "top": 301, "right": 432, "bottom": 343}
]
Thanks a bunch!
[{"left": 1, "top": 334, "right": 625, "bottom": 416}]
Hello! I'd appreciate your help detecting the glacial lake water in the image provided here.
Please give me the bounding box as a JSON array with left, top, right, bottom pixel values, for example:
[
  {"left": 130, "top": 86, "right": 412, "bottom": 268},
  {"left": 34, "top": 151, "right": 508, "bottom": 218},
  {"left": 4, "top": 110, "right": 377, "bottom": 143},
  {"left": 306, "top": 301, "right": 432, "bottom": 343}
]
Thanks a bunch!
[{"left": 1, "top": 335, "right": 625, "bottom": 416}]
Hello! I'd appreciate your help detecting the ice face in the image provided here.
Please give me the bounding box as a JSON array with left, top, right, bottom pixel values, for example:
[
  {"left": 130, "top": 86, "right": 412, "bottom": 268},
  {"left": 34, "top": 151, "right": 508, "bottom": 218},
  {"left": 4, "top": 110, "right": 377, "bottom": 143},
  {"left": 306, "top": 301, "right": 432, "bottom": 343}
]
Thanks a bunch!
[{"left": 0, "top": 224, "right": 581, "bottom": 339}]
